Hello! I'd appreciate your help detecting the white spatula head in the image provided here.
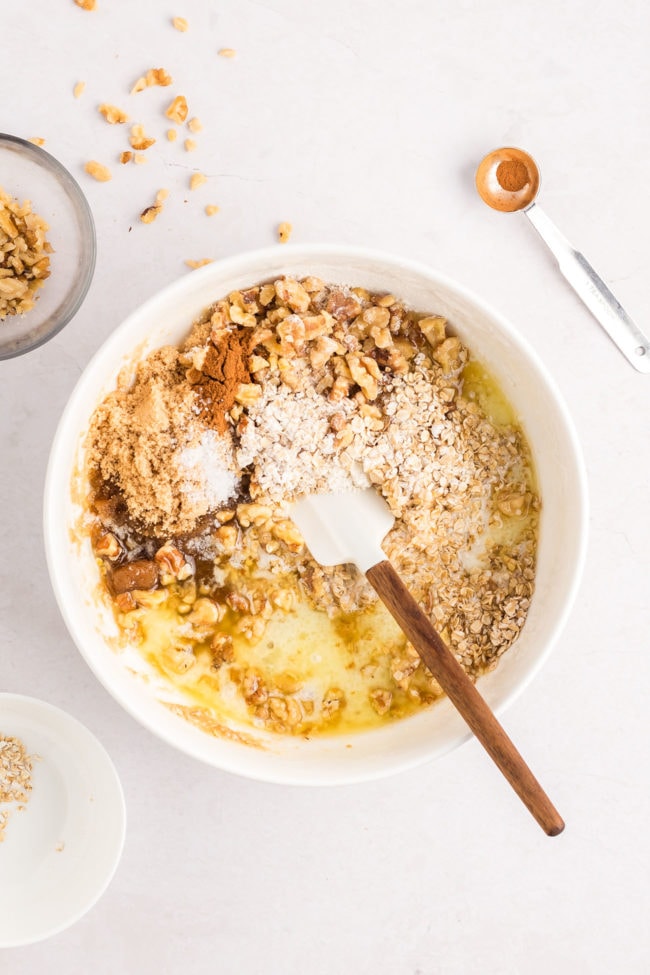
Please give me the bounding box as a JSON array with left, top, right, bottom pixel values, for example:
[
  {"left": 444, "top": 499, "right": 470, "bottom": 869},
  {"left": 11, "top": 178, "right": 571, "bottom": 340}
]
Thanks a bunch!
[{"left": 290, "top": 486, "right": 395, "bottom": 574}]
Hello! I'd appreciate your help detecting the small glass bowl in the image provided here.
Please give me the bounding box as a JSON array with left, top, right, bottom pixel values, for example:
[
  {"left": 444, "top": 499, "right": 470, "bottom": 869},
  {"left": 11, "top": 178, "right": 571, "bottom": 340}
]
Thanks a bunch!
[{"left": 0, "top": 134, "right": 96, "bottom": 360}]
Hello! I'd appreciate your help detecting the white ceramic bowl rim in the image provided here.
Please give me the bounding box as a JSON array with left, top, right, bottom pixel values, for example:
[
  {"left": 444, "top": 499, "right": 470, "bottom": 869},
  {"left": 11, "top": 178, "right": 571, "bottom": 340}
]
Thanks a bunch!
[{"left": 43, "top": 244, "right": 589, "bottom": 786}]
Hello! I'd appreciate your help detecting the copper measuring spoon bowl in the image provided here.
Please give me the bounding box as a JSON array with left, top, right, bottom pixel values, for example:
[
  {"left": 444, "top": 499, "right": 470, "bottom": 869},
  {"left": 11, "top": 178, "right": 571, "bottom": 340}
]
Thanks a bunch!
[{"left": 476, "top": 146, "right": 649, "bottom": 373}]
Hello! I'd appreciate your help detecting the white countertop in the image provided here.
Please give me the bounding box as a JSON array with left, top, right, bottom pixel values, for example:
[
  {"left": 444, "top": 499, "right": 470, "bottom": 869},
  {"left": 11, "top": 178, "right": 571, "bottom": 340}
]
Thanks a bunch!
[{"left": 2, "top": 1, "right": 649, "bottom": 972}]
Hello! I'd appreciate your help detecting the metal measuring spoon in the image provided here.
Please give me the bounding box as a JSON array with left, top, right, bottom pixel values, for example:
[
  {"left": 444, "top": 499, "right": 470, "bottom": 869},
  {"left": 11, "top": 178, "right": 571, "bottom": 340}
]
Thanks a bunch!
[{"left": 476, "top": 147, "right": 650, "bottom": 373}]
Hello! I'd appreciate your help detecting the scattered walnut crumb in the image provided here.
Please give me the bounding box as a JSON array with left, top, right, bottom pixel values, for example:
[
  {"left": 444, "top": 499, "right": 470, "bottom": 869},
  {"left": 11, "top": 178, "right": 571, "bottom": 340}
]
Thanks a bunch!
[
  {"left": 28, "top": 138, "right": 45, "bottom": 147},
  {"left": 218, "top": 48, "right": 236, "bottom": 58},
  {"left": 0, "top": 735, "right": 35, "bottom": 842},
  {"left": 140, "top": 203, "right": 162, "bottom": 224},
  {"left": 73, "top": 81, "right": 86, "bottom": 98},
  {"left": 167, "top": 128, "right": 178, "bottom": 142},
  {"left": 84, "top": 160, "right": 112, "bottom": 182},
  {"left": 119, "top": 150, "right": 133, "bottom": 164},
  {"left": 74, "top": 0, "right": 96, "bottom": 10},
  {"left": 134, "top": 153, "right": 148, "bottom": 165},
  {"left": 188, "top": 117, "right": 202, "bottom": 133},
  {"left": 131, "top": 68, "right": 173, "bottom": 94},
  {"left": 129, "top": 123, "right": 155, "bottom": 150},
  {"left": 205, "top": 205, "right": 219, "bottom": 216},
  {"left": 156, "top": 188, "right": 170, "bottom": 203},
  {"left": 98, "top": 103, "right": 129, "bottom": 124},
  {"left": 0, "top": 187, "right": 51, "bottom": 319},
  {"left": 189, "top": 173, "right": 207, "bottom": 191},
  {"left": 184, "top": 138, "right": 197, "bottom": 152},
  {"left": 55, "top": 841, "right": 65, "bottom": 852},
  {"left": 185, "top": 258, "right": 213, "bottom": 268},
  {"left": 166, "top": 95, "right": 188, "bottom": 124},
  {"left": 172, "top": 16, "right": 188, "bottom": 31},
  {"left": 277, "top": 221, "right": 292, "bottom": 243}
]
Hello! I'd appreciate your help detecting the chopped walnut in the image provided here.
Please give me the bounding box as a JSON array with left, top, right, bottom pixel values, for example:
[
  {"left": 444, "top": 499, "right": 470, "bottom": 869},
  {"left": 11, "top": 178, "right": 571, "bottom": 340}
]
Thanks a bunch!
[
  {"left": 172, "top": 16, "right": 189, "bottom": 31},
  {"left": 166, "top": 95, "right": 188, "bottom": 123},
  {"left": 84, "top": 160, "right": 112, "bottom": 182},
  {"left": 418, "top": 315, "right": 447, "bottom": 348},
  {"left": 131, "top": 68, "right": 173, "bottom": 94},
  {"left": 205, "top": 205, "right": 219, "bottom": 216},
  {"left": 73, "top": 81, "right": 86, "bottom": 98},
  {"left": 119, "top": 151, "right": 133, "bottom": 164},
  {"left": 98, "top": 103, "right": 129, "bottom": 124},
  {"left": 277, "top": 221, "right": 292, "bottom": 243},
  {"left": 218, "top": 48, "right": 236, "bottom": 58},
  {"left": 188, "top": 117, "right": 202, "bottom": 133},
  {"left": 129, "top": 124, "right": 155, "bottom": 150},
  {"left": 189, "top": 173, "right": 207, "bottom": 191},
  {"left": 140, "top": 204, "right": 162, "bottom": 224}
]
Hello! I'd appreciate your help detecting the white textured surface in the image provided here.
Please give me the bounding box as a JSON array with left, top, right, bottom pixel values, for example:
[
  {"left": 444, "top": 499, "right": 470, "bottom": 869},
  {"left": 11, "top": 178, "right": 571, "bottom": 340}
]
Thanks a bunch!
[{"left": 1, "top": 1, "right": 649, "bottom": 972}]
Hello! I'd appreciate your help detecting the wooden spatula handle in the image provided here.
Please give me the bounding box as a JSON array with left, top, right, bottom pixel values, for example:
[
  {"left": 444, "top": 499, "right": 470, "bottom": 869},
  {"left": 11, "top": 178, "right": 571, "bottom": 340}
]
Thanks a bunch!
[{"left": 366, "top": 560, "right": 564, "bottom": 836}]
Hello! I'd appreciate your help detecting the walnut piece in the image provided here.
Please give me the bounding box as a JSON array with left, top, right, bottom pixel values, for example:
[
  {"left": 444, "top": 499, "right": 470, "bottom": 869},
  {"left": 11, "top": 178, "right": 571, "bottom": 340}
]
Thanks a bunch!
[
  {"left": 98, "top": 103, "right": 129, "bottom": 124},
  {"left": 84, "top": 160, "right": 112, "bottom": 182},
  {"left": 166, "top": 95, "right": 189, "bottom": 123}
]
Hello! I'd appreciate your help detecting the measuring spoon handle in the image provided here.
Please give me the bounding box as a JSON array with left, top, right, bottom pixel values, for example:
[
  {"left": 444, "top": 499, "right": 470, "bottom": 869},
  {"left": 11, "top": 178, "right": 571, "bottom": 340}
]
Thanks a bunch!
[{"left": 524, "top": 202, "right": 650, "bottom": 373}]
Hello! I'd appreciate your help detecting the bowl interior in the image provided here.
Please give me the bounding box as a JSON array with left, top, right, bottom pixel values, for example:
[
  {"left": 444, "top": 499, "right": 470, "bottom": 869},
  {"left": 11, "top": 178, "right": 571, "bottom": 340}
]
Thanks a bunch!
[
  {"left": 0, "top": 135, "right": 96, "bottom": 359},
  {"left": 44, "top": 246, "right": 587, "bottom": 785}
]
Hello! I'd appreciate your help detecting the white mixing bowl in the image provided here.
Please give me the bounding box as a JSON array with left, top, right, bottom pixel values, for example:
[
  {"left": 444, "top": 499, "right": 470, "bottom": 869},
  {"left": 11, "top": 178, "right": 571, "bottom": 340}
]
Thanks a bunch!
[{"left": 44, "top": 245, "right": 588, "bottom": 785}]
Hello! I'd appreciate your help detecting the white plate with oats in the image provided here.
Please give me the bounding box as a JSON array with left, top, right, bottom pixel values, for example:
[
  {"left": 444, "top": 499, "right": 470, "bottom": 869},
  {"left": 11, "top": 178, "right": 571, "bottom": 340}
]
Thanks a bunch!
[{"left": 0, "top": 693, "right": 125, "bottom": 947}]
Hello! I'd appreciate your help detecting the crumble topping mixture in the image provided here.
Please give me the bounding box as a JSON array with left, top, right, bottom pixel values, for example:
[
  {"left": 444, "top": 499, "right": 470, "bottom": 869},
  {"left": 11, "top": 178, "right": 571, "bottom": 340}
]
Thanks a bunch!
[{"left": 84, "top": 278, "right": 538, "bottom": 737}]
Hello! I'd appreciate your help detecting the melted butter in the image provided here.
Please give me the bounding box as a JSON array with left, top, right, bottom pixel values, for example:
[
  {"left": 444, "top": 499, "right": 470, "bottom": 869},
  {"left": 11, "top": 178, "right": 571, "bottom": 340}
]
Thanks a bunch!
[
  {"left": 461, "top": 360, "right": 519, "bottom": 428},
  {"left": 137, "top": 592, "right": 434, "bottom": 735}
]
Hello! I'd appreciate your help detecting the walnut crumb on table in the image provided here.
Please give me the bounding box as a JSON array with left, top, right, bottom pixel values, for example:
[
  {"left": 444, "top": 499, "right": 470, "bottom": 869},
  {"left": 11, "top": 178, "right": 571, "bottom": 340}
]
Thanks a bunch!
[
  {"left": 119, "top": 151, "right": 133, "bottom": 164},
  {"left": 28, "top": 137, "right": 45, "bottom": 146},
  {"left": 188, "top": 117, "right": 202, "bottom": 133},
  {"left": 189, "top": 173, "right": 207, "bottom": 191},
  {"left": 166, "top": 95, "right": 188, "bottom": 124},
  {"left": 129, "top": 123, "right": 155, "bottom": 150},
  {"left": 140, "top": 201, "right": 163, "bottom": 224},
  {"left": 205, "top": 205, "right": 219, "bottom": 216},
  {"left": 73, "top": 81, "right": 86, "bottom": 98},
  {"left": 84, "top": 160, "right": 112, "bottom": 182},
  {"left": 172, "top": 16, "right": 188, "bottom": 31},
  {"left": 218, "top": 48, "right": 236, "bottom": 58},
  {"left": 184, "top": 139, "right": 197, "bottom": 152},
  {"left": 98, "top": 103, "right": 129, "bottom": 124},
  {"left": 167, "top": 129, "right": 178, "bottom": 142},
  {"left": 277, "top": 221, "right": 292, "bottom": 243},
  {"left": 130, "top": 68, "right": 173, "bottom": 95},
  {"left": 74, "top": 0, "right": 96, "bottom": 10},
  {"left": 185, "top": 258, "right": 213, "bottom": 268}
]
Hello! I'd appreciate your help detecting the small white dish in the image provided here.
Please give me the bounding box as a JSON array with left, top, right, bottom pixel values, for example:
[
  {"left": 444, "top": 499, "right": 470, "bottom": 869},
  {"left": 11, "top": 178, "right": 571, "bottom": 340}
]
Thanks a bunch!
[{"left": 0, "top": 693, "right": 125, "bottom": 947}]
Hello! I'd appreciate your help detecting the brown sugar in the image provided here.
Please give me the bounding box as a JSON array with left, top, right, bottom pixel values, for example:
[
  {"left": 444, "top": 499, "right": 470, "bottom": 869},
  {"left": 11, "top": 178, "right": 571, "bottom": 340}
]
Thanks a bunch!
[{"left": 87, "top": 347, "right": 206, "bottom": 535}]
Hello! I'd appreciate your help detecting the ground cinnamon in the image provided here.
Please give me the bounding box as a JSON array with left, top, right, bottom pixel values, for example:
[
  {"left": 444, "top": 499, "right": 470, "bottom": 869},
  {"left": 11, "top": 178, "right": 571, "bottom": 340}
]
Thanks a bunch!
[
  {"left": 197, "top": 327, "right": 252, "bottom": 432},
  {"left": 496, "top": 159, "right": 529, "bottom": 193}
]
